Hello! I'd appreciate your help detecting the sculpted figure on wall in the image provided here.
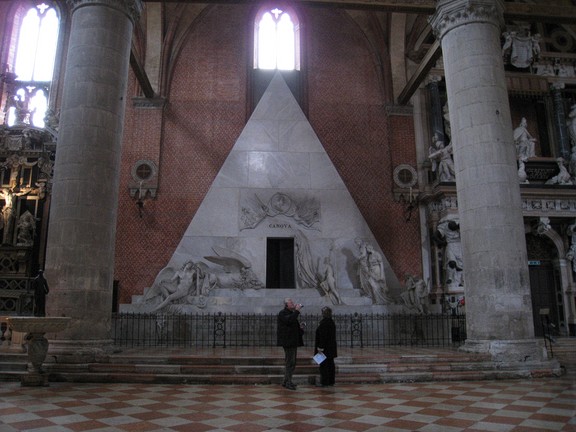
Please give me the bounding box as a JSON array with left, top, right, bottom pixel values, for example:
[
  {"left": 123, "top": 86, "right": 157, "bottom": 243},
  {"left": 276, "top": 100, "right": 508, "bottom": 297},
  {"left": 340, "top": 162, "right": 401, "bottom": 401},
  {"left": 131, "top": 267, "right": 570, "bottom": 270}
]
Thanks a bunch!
[
  {"left": 502, "top": 29, "right": 541, "bottom": 69},
  {"left": 153, "top": 261, "right": 199, "bottom": 311},
  {"left": 317, "top": 253, "right": 342, "bottom": 305},
  {"left": 518, "top": 156, "right": 529, "bottom": 184},
  {"left": 0, "top": 187, "right": 30, "bottom": 244},
  {"left": 513, "top": 117, "right": 537, "bottom": 160},
  {"left": 545, "top": 158, "right": 573, "bottom": 186},
  {"left": 428, "top": 133, "right": 455, "bottom": 182},
  {"left": 355, "top": 238, "right": 391, "bottom": 304},
  {"left": 401, "top": 275, "right": 429, "bottom": 314},
  {"left": 16, "top": 210, "right": 36, "bottom": 247},
  {"left": 433, "top": 215, "right": 464, "bottom": 291},
  {"left": 294, "top": 230, "right": 318, "bottom": 289}
]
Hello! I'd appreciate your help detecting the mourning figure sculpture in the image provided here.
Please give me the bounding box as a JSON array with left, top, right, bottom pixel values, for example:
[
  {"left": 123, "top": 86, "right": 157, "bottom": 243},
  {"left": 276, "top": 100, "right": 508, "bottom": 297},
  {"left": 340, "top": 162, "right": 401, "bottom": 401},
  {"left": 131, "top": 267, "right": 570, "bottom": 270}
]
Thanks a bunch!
[
  {"left": 513, "top": 117, "right": 537, "bottom": 160},
  {"left": 433, "top": 216, "right": 464, "bottom": 291}
]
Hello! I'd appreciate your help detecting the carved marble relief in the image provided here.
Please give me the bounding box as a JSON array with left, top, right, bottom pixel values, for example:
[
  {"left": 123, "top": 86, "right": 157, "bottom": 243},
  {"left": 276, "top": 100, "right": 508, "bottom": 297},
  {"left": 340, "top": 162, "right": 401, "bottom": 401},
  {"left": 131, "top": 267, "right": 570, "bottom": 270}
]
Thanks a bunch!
[
  {"left": 240, "top": 191, "right": 320, "bottom": 231},
  {"left": 139, "top": 232, "right": 396, "bottom": 312},
  {"left": 142, "top": 245, "right": 264, "bottom": 311},
  {"left": 355, "top": 238, "right": 393, "bottom": 305}
]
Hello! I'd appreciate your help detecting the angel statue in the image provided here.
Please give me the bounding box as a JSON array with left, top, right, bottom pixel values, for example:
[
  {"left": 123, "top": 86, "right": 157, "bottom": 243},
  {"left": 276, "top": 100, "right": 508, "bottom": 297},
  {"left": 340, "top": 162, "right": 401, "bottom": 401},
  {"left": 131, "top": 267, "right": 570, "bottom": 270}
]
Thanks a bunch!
[{"left": 204, "top": 245, "right": 263, "bottom": 290}]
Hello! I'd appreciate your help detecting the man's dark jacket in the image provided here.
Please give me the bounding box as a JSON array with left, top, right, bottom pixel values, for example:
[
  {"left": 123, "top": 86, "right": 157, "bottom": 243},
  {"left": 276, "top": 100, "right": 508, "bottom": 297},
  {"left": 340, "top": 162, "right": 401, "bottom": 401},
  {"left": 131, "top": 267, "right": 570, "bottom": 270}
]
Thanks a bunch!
[{"left": 277, "top": 307, "right": 302, "bottom": 347}]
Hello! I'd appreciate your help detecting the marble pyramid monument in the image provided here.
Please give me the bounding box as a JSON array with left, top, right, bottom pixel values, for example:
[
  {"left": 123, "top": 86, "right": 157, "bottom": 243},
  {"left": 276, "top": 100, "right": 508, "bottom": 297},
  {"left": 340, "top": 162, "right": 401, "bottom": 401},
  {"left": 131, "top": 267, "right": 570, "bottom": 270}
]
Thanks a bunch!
[{"left": 126, "top": 72, "right": 402, "bottom": 314}]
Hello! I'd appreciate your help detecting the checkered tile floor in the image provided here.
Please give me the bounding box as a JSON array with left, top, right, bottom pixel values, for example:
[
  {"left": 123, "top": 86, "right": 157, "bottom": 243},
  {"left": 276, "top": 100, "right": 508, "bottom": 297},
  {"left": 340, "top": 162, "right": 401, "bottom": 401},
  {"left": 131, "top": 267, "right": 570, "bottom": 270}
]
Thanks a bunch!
[{"left": 1, "top": 376, "right": 575, "bottom": 431}]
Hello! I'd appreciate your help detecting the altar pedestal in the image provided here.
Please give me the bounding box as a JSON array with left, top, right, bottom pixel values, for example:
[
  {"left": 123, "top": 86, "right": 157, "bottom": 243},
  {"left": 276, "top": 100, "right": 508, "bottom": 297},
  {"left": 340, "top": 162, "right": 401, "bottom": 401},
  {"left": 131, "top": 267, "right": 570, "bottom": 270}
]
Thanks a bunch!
[{"left": 6, "top": 317, "right": 71, "bottom": 386}]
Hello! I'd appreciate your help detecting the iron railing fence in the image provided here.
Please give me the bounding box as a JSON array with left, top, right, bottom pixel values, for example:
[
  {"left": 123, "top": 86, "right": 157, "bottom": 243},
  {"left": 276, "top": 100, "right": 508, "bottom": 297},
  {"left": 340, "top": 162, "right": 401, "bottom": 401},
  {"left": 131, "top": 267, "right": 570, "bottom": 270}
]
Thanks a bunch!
[{"left": 112, "top": 312, "right": 467, "bottom": 348}]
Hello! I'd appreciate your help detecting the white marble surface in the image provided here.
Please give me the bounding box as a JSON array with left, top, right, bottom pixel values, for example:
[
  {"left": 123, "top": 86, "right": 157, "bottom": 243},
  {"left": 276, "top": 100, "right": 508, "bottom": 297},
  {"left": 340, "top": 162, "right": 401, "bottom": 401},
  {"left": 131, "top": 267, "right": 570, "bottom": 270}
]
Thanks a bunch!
[{"left": 131, "top": 73, "right": 401, "bottom": 313}]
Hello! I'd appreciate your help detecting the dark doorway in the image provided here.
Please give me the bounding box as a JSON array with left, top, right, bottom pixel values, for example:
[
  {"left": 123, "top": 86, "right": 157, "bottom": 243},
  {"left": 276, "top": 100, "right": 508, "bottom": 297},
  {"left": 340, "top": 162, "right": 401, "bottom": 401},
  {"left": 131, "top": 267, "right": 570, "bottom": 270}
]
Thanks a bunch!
[
  {"left": 529, "top": 262, "right": 561, "bottom": 337},
  {"left": 266, "top": 238, "right": 295, "bottom": 288}
]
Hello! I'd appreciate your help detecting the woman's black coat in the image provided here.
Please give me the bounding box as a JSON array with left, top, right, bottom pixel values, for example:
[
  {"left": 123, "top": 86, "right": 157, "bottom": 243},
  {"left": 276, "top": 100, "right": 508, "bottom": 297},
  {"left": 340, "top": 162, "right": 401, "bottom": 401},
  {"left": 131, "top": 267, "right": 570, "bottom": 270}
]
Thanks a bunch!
[{"left": 314, "top": 317, "right": 337, "bottom": 358}]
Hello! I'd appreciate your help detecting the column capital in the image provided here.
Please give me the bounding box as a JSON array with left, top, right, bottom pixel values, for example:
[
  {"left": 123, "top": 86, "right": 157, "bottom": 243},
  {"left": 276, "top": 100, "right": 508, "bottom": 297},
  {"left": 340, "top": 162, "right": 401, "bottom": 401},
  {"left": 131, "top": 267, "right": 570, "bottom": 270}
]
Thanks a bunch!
[
  {"left": 550, "top": 82, "right": 566, "bottom": 91},
  {"left": 429, "top": 0, "right": 505, "bottom": 41},
  {"left": 67, "top": 0, "right": 142, "bottom": 24}
]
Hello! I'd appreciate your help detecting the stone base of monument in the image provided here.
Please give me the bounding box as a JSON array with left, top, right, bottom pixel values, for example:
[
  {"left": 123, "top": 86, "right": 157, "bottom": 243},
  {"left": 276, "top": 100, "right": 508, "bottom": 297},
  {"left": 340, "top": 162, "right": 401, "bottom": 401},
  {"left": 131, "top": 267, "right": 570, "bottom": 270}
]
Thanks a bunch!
[
  {"left": 461, "top": 339, "right": 551, "bottom": 363},
  {"left": 121, "top": 287, "right": 405, "bottom": 314}
]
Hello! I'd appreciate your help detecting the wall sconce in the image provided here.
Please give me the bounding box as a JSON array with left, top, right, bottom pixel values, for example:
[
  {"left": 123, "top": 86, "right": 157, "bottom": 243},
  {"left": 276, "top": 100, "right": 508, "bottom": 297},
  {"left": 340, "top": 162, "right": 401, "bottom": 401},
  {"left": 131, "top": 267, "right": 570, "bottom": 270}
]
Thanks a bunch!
[
  {"left": 397, "top": 188, "right": 419, "bottom": 222},
  {"left": 392, "top": 164, "right": 419, "bottom": 222},
  {"left": 129, "top": 159, "right": 158, "bottom": 218},
  {"left": 135, "top": 181, "right": 146, "bottom": 218}
]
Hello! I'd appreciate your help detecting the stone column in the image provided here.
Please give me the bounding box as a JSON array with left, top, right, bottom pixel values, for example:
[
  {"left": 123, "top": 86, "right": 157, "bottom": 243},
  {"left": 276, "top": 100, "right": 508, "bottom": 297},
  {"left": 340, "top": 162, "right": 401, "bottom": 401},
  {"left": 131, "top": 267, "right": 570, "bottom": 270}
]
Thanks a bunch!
[
  {"left": 45, "top": 0, "right": 141, "bottom": 356},
  {"left": 551, "top": 83, "right": 570, "bottom": 161},
  {"left": 430, "top": 0, "right": 544, "bottom": 361}
]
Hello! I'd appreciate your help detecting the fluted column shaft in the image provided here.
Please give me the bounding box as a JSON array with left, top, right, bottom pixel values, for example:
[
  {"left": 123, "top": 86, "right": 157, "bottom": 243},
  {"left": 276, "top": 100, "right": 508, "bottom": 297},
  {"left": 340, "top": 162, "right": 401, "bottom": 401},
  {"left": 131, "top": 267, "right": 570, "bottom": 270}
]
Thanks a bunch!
[
  {"left": 431, "top": 0, "right": 543, "bottom": 361},
  {"left": 45, "top": 0, "right": 141, "bottom": 353}
]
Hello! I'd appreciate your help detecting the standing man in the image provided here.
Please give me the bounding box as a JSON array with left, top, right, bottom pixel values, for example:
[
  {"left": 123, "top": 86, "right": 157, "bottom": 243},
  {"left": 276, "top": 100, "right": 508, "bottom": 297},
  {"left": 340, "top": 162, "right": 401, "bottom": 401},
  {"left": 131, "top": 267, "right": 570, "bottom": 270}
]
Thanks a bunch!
[
  {"left": 33, "top": 270, "right": 49, "bottom": 317},
  {"left": 315, "top": 306, "right": 337, "bottom": 386},
  {"left": 277, "top": 298, "right": 303, "bottom": 390}
]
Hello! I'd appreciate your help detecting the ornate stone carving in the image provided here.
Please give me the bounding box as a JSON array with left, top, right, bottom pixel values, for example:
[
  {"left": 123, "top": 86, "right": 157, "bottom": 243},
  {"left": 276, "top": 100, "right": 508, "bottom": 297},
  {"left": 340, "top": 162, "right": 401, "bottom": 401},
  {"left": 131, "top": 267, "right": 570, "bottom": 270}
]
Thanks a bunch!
[
  {"left": 400, "top": 274, "right": 429, "bottom": 314},
  {"left": 355, "top": 238, "right": 392, "bottom": 304},
  {"left": 318, "top": 253, "right": 341, "bottom": 305},
  {"left": 534, "top": 217, "right": 552, "bottom": 236},
  {"left": 428, "top": 133, "right": 455, "bottom": 182},
  {"left": 16, "top": 211, "right": 36, "bottom": 247},
  {"left": 67, "top": 0, "right": 143, "bottom": 24},
  {"left": 142, "top": 246, "right": 264, "bottom": 311},
  {"left": 502, "top": 27, "right": 541, "bottom": 69},
  {"left": 545, "top": 158, "right": 573, "bottom": 186},
  {"left": 513, "top": 117, "right": 537, "bottom": 160},
  {"left": 433, "top": 215, "right": 464, "bottom": 291},
  {"left": 430, "top": 0, "right": 505, "bottom": 41},
  {"left": 240, "top": 192, "right": 320, "bottom": 231}
]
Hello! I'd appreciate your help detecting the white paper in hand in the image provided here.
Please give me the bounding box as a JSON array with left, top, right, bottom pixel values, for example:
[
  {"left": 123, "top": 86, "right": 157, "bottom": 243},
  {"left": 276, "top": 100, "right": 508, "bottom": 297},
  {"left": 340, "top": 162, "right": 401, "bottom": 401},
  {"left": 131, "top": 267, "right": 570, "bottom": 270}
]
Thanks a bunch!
[{"left": 313, "top": 352, "right": 327, "bottom": 364}]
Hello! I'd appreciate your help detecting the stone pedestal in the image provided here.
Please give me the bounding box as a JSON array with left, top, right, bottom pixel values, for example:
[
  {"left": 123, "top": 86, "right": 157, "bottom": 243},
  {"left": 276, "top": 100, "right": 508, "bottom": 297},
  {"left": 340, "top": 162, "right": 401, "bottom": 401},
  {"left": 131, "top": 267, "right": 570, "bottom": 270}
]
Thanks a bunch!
[
  {"left": 7, "top": 317, "right": 71, "bottom": 386},
  {"left": 430, "top": 0, "right": 543, "bottom": 360}
]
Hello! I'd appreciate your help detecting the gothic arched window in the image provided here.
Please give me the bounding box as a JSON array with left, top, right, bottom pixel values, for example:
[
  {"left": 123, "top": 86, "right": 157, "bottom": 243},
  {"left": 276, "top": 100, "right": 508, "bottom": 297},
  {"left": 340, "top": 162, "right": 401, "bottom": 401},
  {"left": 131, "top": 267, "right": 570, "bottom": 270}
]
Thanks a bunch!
[
  {"left": 254, "top": 6, "right": 300, "bottom": 71},
  {"left": 5, "top": 2, "right": 59, "bottom": 128}
]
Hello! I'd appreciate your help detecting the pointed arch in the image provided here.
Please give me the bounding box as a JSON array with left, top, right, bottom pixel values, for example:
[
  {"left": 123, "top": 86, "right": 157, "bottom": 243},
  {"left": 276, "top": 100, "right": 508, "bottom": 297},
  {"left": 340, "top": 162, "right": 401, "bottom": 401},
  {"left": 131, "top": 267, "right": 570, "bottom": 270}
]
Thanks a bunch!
[
  {"left": 254, "top": 4, "right": 300, "bottom": 71},
  {"left": 2, "top": 1, "right": 60, "bottom": 127}
]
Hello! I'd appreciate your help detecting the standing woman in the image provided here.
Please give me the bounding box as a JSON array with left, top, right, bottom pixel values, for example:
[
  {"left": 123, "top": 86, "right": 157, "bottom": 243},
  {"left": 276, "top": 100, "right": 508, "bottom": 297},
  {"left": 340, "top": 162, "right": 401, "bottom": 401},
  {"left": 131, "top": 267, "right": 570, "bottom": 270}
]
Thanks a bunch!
[{"left": 315, "top": 306, "right": 337, "bottom": 386}]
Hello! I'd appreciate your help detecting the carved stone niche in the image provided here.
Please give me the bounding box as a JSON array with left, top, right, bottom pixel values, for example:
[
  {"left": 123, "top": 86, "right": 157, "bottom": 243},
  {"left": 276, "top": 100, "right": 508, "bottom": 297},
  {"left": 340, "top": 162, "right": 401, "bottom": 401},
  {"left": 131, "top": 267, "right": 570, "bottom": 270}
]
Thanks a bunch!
[{"left": 0, "top": 246, "right": 32, "bottom": 276}]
